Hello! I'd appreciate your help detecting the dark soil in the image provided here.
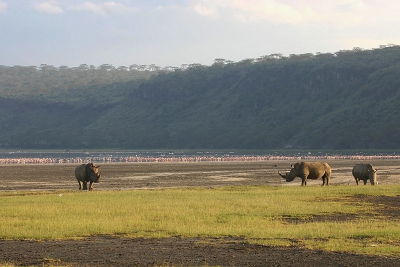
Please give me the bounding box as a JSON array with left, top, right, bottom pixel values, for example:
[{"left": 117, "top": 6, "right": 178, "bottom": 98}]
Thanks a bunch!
[
  {"left": 1, "top": 160, "right": 400, "bottom": 266},
  {"left": 1, "top": 236, "right": 400, "bottom": 267}
]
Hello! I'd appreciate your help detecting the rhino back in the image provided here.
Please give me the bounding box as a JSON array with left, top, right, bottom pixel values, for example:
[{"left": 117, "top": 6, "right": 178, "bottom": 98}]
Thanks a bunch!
[
  {"left": 300, "top": 162, "right": 330, "bottom": 179},
  {"left": 352, "top": 163, "right": 376, "bottom": 179},
  {"left": 75, "top": 164, "right": 87, "bottom": 181},
  {"left": 306, "top": 161, "right": 330, "bottom": 170},
  {"left": 352, "top": 164, "right": 370, "bottom": 178}
]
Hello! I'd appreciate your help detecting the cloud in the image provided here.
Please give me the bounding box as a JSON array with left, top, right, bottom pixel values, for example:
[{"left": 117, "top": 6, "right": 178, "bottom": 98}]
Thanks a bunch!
[
  {"left": 192, "top": 3, "right": 218, "bottom": 17},
  {"left": 191, "top": 0, "right": 316, "bottom": 24},
  {"left": 230, "top": 0, "right": 315, "bottom": 24},
  {"left": 34, "top": 1, "right": 64, "bottom": 14},
  {"left": 71, "top": 1, "right": 140, "bottom": 15},
  {"left": 190, "top": 0, "right": 400, "bottom": 27},
  {"left": 0, "top": 1, "right": 7, "bottom": 13}
]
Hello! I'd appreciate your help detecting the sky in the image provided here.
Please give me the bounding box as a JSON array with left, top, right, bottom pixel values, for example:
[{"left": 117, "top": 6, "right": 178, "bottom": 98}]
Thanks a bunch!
[{"left": 1, "top": 0, "right": 400, "bottom": 68}]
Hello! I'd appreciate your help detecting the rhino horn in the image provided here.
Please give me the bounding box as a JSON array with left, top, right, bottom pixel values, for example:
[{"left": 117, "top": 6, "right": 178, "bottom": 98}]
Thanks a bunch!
[{"left": 278, "top": 172, "right": 286, "bottom": 179}]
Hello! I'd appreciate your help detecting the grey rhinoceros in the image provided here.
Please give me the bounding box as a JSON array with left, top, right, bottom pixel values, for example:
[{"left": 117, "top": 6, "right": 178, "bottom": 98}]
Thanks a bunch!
[
  {"left": 75, "top": 163, "right": 101, "bottom": 190},
  {"left": 278, "top": 161, "right": 331, "bottom": 186},
  {"left": 352, "top": 163, "right": 377, "bottom": 185}
]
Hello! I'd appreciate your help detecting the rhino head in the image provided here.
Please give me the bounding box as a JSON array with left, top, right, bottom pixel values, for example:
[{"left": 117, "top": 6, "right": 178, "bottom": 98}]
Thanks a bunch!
[
  {"left": 370, "top": 166, "right": 377, "bottom": 185},
  {"left": 89, "top": 163, "right": 101, "bottom": 183},
  {"left": 278, "top": 168, "right": 297, "bottom": 182}
]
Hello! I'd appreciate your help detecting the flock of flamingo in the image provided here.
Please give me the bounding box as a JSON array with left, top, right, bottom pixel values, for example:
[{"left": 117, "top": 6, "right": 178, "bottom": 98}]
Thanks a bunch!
[{"left": 1, "top": 153, "right": 400, "bottom": 164}]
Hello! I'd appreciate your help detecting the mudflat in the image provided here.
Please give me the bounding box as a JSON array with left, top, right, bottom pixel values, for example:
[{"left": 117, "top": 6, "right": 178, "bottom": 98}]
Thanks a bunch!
[{"left": 0, "top": 159, "right": 399, "bottom": 191}]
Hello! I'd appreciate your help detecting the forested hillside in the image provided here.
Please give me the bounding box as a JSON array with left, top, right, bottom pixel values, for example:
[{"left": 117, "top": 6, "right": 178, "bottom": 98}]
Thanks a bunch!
[{"left": 1, "top": 45, "right": 400, "bottom": 150}]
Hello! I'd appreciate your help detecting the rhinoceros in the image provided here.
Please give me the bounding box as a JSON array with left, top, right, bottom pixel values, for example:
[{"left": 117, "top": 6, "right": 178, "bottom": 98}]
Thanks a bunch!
[
  {"left": 352, "top": 163, "right": 377, "bottom": 185},
  {"left": 278, "top": 161, "right": 331, "bottom": 186},
  {"left": 75, "top": 163, "right": 101, "bottom": 190}
]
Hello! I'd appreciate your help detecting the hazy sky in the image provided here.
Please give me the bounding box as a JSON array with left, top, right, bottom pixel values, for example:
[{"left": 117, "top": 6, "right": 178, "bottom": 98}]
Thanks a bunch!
[{"left": 1, "top": 0, "right": 399, "bottom": 68}]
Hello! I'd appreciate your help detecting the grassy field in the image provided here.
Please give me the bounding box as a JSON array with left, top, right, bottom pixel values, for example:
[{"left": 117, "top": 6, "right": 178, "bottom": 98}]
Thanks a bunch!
[{"left": 1, "top": 185, "right": 399, "bottom": 257}]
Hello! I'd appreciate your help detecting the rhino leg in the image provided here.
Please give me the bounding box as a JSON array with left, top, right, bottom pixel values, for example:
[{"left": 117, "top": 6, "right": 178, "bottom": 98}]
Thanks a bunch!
[
  {"left": 82, "top": 181, "right": 88, "bottom": 190},
  {"left": 321, "top": 174, "right": 330, "bottom": 186},
  {"left": 355, "top": 178, "right": 359, "bottom": 185},
  {"left": 363, "top": 179, "right": 367, "bottom": 185},
  {"left": 77, "top": 180, "right": 82, "bottom": 190},
  {"left": 89, "top": 181, "right": 94, "bottom": 191},
  {"left": 301, "top": 175, "right": 307, "bottom": 186}
]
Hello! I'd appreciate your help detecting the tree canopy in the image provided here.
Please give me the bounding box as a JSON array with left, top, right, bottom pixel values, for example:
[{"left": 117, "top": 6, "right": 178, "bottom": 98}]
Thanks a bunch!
[{"left": 1, "top": 46, "right": 400, "bottom": 149}]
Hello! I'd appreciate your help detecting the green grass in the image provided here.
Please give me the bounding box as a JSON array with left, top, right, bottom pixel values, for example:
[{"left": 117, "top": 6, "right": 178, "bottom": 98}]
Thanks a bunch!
[{"left": 1, "top": 185, "right": 400, "bottom": 256}]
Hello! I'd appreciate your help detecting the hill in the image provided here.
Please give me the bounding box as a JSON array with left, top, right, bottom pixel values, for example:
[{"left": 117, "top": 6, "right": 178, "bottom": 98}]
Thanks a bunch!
[{"left": 1, "top": 45, "right": 400, "bottom": 150}]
